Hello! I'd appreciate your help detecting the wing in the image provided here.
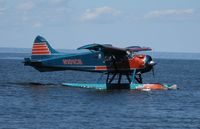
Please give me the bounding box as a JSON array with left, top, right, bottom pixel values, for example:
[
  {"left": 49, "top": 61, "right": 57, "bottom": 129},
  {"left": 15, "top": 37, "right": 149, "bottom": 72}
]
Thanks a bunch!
[
  {"left": 78, "top": 44, "right": 151, "bottom": 56},
  {"left": 125, "top": 46, "right": 152, "bottom": 52},
  {"left": 77, "top": 44, "right": 103, "bottom": 51},
  {"left": 77, "top": 44, "right": 127, "bottom": 57}
]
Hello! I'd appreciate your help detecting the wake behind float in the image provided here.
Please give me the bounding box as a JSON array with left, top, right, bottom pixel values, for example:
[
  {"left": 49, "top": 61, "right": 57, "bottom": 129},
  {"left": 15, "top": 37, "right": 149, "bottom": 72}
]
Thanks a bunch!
[{"left": 24, "top": 35, "right": 177, "bottom": 90}]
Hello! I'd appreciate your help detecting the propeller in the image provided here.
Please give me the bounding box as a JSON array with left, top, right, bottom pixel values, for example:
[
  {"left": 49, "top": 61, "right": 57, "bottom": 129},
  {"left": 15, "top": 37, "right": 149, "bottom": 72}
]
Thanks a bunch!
[
  {"left": 152, "top": 66, "right": 155, "bottom": 78},
  {"left": 142, "top": 55, "right": 157, "bottom": 78},
  {"left": 148, "top": 60, "right": 156, "bottom": 78}
]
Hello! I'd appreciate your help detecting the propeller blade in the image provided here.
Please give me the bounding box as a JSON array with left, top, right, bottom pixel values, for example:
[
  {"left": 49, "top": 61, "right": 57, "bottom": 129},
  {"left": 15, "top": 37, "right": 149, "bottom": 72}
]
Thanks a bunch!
[{"left": 152, "top": 66, "right": 155, "bottom": 78}]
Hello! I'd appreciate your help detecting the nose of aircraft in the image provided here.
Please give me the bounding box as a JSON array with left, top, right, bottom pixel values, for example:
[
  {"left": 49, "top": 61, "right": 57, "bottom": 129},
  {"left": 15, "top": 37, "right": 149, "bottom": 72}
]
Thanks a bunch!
[
  {"left": 145, "top": 55, "right": 156, "bottom": 66},
  {"left": 140, "top": 55, "right": 156, "bottom": 74},
  {"left": 149, "top": 60, "right": 156, "bottom": 66}
]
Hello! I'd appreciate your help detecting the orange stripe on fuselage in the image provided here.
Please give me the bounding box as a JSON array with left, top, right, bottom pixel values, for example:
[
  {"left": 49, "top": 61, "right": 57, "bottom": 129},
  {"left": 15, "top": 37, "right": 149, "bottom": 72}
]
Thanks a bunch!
[{"left": 95, "top": 66, "right": 107, "bottom": 70}]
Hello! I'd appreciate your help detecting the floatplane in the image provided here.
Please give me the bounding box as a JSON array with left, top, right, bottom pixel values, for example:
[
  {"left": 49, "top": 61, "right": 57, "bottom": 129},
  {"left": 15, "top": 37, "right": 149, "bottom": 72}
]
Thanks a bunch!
[{"left": 24, "top": 36, "right": 177, "bottom": 90}]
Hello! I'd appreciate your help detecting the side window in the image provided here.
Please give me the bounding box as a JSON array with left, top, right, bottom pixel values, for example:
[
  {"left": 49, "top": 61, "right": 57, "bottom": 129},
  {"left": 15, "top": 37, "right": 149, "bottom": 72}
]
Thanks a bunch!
[{"left": 98, "top": 53, "right": 102, "bottom": 59}]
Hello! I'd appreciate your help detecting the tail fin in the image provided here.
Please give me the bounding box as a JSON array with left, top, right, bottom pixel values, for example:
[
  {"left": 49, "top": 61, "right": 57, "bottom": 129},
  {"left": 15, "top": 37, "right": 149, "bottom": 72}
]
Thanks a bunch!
[{"left": 32, "top": 35, "right": 58, "bottom": 55}]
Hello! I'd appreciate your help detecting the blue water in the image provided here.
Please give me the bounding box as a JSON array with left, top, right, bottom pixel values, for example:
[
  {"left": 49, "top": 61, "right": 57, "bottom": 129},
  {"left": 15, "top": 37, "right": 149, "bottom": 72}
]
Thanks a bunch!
[{"left": 0, "top": 53, "right": 200, "bottom": 129}]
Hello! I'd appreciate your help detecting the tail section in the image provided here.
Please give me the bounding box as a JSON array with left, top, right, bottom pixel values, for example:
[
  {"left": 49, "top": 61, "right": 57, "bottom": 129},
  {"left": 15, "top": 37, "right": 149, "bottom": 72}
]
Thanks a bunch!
[
  {"left": 32, "top": 35, "right": 58, "bottom": 55},
  {"left": 24, "top": 35, "right": 61, "bottom": 72}
]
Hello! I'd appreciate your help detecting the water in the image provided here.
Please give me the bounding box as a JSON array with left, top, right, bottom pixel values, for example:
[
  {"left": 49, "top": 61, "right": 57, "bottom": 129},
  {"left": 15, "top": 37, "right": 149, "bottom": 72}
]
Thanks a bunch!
[{"left": 0, "top": 53, "right": 200, "bottom": 129}]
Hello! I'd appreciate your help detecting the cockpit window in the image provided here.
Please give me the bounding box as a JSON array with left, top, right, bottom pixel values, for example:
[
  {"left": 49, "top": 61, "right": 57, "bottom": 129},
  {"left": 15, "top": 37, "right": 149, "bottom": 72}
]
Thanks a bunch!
[
  {"left": 127, "top": 51, "right": 135, "bottom": 59},
  {"left": 98, "top": 53, "right": 102, "bottom": 59}
]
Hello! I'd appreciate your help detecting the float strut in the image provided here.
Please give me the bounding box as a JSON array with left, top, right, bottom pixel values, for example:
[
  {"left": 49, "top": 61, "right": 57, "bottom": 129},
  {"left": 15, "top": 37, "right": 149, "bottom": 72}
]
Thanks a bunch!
[
  {"left": 131, "top": 69, "right": 136, "bottom": 84},
  {"left": 106, "top": 73, "right": 110, "bottom": 84},
  {"left": 126, "top": 74, "right": 131, "bottom": 84},
  {"left": 134, "top": 73, "right": 143, "bottom": 84},
  {"left": 139, "top": 73, "right": 143, "bottom": 84},
  {"left": 118, "top": 73, "right": 122, "bottom": 84},
  {"left": 108, "top": 73, "right": 117, "bottom": 84}
]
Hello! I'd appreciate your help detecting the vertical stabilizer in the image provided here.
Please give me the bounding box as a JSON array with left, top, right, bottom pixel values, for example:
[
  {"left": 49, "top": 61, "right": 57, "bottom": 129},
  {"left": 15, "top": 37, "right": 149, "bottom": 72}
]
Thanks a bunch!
[{"left": 32, "top": 35, "right": 58, "bottom": 55}]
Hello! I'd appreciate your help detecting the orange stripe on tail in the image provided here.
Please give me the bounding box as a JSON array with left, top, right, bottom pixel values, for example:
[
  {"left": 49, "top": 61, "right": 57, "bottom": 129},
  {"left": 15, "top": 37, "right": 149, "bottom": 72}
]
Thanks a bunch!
[{"left": 32, "top": 42, "right": 51, "bottom": 55}]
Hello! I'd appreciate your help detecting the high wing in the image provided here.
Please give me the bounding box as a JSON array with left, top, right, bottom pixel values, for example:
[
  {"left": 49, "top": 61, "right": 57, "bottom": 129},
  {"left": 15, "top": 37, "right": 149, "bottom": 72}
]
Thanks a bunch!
[
  {"left": 125, "top": 46, "right": 152, "bottom": 52},
  {"left": 77, "top": 44, "right": 127, "bottom": 57},
  {"left": 77, "top": 44, "right": 151, "bottom": 57}
]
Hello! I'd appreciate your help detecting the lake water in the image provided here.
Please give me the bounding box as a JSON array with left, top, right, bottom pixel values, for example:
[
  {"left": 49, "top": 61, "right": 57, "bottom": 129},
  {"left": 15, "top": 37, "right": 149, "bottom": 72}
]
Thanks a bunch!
[{"left": 0, "top": 52, "right": 200, "bottom": 129}]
